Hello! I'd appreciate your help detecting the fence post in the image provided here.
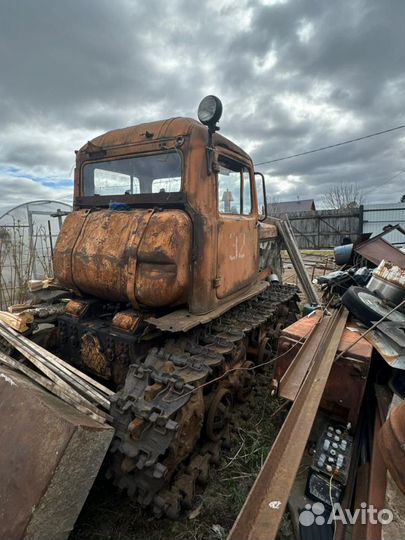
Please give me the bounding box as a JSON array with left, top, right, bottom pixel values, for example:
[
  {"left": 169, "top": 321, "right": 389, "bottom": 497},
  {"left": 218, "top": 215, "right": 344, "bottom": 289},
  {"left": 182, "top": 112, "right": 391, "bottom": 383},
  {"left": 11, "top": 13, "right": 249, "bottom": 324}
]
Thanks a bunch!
[{"left": 359, "top": 204, "right": 364, "bottom": 238}]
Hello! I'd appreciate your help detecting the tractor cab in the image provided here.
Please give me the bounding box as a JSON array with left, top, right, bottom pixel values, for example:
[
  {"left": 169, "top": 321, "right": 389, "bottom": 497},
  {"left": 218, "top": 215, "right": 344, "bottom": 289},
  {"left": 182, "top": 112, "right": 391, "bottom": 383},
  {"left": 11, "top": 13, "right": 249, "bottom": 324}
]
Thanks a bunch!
[{"left": 54, "top": 97, "right": 276, "bottom": 318}]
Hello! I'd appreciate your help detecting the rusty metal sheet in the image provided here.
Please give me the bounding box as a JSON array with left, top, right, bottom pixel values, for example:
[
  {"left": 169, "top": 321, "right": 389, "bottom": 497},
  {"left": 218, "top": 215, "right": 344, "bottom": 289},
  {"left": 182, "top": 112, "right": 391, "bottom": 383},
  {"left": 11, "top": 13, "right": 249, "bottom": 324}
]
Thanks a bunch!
[
  {"left": 216, "top": 216, "right": 258, "bottom": 299},
  {"left": 227, "top": 307, "right": 348, "bottom": 540},
  {"left": 148, "top": 281, "right": 268, "bottom": 332},
  {"left": 365, "top": 328, "right": 405, "bottom": 369},
  {"left": 54, "top": 208, "right": 192, "bottom": 309},
  {"left": 0, "top": 366, "right": 114, "bottom": 540},
  {"left": 276, "top": 314, "right": 372, "bottom": 429},
  {"left": 258, "top": 222, "right": 278, "bottom": 241},
  {"left": 79, "top": 117, "right": 251, "bottom": 162},
  {"left": 355, "top": 236, "right": 405, "bottom": 268}
]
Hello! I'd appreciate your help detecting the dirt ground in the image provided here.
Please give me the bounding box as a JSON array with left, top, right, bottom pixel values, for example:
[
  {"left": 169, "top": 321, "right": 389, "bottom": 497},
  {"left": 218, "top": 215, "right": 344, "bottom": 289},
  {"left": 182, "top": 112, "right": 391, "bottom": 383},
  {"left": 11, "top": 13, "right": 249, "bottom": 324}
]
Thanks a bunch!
[
  {"left": 282, "top": 250, "right": 335, "bottom": 287},
  {"left": 70, "top": 368, "right": 290, "bottom": 540}
]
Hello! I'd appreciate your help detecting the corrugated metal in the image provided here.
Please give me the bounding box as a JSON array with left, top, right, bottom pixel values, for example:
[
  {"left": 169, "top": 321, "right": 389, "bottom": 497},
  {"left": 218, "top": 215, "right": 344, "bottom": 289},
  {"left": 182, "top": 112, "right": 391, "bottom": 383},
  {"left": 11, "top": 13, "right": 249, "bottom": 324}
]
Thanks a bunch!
[{"left": 363, "top": 203, "right": 405, "bottom": 245}]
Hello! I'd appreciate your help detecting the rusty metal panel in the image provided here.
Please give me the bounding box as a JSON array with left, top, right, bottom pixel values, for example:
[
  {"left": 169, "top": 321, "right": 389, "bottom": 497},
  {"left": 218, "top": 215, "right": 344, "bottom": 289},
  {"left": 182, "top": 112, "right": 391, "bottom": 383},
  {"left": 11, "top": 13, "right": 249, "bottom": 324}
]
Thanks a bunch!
[
  {"left": 355, "top": 238, "right": 405, "bottom": 267},
  {"left": 0, "top": 367, "right": 113, "bottom": 540},
  {"left": 148, "top": 281, "right": 268, "bottom": 332},
  {"left": 276, "top": 315, "right": 372, "bottom": 428},
  {"left": 54, "top": 209, "right": 191, "bottom": 309},
  {"left": 136, "top": 210, "right": 192, "bottom": 306},
  {"left": 258, "top": 222, "right": 278, "bottom": 241},
  {"left": 216, "top": 217, "right": 258, "bottom": 299},
  {"left": 77, "top": 118, "right": 251, "bottom": 166}
]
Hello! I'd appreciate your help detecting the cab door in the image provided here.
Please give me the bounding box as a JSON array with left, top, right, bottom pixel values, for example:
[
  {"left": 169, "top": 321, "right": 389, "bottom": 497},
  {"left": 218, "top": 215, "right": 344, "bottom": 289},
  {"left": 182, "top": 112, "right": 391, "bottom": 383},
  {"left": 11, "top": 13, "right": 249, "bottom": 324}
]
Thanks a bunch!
[{"left": 216, "top": 154, "right": 259, "bottom": 299}]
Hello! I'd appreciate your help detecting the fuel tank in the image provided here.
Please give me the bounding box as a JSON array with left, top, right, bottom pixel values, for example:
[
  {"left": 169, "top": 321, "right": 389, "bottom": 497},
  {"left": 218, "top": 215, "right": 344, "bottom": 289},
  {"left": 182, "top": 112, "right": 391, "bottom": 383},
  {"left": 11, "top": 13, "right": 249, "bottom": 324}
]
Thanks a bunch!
[{"left": 54, "top": 208, "right": 192, "bottom": 308}]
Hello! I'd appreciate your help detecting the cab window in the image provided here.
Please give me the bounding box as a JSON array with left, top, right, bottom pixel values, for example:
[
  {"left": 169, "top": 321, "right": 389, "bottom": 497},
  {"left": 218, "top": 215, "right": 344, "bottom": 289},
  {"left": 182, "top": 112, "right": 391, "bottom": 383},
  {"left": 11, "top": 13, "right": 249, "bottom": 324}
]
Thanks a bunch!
[
  {"left": 217, "top": 156, "right": 252, "bottom": 215},
  {"left": 83, "top": 152, "right": 182, "bottom": 196}
]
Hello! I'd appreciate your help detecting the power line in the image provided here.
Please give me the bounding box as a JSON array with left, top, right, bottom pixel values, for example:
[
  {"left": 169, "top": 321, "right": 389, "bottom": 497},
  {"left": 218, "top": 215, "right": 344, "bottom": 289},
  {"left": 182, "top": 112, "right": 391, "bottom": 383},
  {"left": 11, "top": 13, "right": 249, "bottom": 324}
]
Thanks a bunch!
[
  {"left": 253, "top": 124, "right": 405, "bottom": 166},
  {"left": 383, "top": 170, "right": 405, "bottom": 183}
]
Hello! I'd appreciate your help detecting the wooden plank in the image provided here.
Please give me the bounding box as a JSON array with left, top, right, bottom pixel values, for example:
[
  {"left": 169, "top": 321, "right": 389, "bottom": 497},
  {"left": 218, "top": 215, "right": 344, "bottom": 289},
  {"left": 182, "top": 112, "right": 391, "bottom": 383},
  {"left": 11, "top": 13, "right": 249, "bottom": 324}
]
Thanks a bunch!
[
  {"left": 0, "top": 325, "right": 110, "bottom": 417},
  {"left": 0, "top": 311, "right": 34, "bottom": 332},
  {"left": 0, "top": 321, "right": 112, "bottom": 405}
]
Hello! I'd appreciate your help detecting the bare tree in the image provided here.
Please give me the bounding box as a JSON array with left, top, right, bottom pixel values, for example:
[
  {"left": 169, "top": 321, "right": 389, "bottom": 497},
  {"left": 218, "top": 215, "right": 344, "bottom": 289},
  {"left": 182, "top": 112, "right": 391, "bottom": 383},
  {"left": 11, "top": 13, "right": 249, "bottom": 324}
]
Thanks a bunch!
[{"left": 321, "top": 183, "right": 364, "bottom": 210}]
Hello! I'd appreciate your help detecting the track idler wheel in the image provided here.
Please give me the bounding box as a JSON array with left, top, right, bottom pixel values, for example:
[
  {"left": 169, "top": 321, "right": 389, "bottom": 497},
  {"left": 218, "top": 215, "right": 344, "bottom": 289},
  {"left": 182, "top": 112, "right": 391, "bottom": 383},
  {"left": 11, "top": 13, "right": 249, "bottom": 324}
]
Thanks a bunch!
[{"left": 205, "top": 388, "right": 232, "bottom": 442}]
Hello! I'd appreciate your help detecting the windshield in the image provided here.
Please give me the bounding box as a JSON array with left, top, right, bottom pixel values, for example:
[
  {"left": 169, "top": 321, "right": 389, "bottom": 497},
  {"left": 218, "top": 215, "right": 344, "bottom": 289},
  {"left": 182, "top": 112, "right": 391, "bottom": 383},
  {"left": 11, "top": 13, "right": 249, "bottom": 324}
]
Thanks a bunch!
[{"left": 82, "top": 152, "right": 182, "bottom": 196}]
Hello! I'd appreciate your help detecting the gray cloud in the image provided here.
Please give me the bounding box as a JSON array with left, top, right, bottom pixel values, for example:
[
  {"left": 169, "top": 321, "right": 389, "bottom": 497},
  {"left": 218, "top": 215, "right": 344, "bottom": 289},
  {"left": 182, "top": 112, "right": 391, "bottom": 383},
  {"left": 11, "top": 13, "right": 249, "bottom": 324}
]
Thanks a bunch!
[{"left": 0, "top": 0, "right": 404, "bottom": 215}]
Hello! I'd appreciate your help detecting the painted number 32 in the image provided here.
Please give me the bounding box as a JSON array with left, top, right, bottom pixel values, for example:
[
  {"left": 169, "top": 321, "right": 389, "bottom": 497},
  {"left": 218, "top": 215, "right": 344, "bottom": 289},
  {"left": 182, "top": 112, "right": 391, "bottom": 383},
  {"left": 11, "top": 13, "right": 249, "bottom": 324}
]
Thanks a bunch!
[{"left": 229, "top": 232, "right": 246, "bottom": 261}]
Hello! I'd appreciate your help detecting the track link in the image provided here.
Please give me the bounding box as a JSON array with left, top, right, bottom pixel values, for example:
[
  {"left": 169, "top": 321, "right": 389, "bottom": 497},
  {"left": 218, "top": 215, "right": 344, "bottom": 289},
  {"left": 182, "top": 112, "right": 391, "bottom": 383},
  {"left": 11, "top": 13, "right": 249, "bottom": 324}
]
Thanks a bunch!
[{"left": 108, "top": 283, "right": 299, "bottom": 517}]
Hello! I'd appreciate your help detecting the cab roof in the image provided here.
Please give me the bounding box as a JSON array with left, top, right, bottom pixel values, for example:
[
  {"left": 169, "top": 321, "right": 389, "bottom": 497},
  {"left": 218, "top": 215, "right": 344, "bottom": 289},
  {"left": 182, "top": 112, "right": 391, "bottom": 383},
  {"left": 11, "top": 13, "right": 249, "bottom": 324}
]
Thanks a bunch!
[{"left": 79, "top": 117, "right": 251, "bottom": 162}]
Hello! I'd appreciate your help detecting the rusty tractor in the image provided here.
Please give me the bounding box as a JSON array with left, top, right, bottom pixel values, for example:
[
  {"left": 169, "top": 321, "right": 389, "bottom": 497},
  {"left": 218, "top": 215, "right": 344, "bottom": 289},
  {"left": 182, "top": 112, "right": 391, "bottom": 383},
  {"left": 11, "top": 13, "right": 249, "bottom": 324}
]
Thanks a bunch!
[{"left": 47, "top": 96, "right": 299, "bottom": 517}]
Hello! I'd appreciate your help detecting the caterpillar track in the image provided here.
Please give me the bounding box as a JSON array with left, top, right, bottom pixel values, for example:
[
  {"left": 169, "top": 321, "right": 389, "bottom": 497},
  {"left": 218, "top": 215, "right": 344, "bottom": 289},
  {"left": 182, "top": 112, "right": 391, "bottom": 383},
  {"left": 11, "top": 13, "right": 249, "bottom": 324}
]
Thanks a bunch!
[{"left": 108, "top": 283, "right": 299, "bottom": 518}]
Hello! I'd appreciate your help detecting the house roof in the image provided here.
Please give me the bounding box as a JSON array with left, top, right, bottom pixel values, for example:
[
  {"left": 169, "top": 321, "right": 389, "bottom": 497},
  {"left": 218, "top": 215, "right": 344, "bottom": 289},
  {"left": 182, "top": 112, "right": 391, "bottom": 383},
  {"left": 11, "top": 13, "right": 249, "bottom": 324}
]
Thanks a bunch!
[{"left": 268, "top": 199, "right": 316, "bottom": 214}]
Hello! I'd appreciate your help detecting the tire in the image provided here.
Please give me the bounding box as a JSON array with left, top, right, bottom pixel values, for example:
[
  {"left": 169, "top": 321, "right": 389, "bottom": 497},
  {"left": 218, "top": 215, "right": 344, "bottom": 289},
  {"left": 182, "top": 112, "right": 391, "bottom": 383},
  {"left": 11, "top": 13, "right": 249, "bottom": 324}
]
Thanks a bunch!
[{"left": 341, "top": 286, "right": 405, "bottom": 327}]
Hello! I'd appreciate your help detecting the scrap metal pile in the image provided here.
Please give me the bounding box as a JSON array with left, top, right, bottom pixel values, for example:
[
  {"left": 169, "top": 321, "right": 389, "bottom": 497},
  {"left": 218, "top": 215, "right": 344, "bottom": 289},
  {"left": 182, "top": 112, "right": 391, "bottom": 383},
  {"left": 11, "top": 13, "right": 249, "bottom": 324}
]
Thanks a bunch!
[
  {"left": 315, "top": 224, "right": 405, "bottom": 377},
  {"left": 228, "top": 225, "right": 405, "bottom": 540}
]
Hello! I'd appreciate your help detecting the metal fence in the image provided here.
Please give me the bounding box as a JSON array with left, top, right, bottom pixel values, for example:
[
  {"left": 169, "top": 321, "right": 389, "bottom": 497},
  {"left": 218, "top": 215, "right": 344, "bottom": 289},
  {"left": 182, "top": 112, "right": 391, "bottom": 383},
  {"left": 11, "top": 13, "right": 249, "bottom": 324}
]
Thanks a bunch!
[{"left": 0, "top": 201, "right": 71, "bottom": 310}]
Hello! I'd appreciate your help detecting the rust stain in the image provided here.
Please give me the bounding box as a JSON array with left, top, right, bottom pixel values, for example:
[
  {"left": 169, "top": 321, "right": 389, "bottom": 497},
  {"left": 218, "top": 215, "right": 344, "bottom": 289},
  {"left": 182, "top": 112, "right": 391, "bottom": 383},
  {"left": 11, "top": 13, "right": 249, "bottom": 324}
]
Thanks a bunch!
[
  {"left": 112, "top": 311, "right": 142, "bottom": 333},
  {"left": 81, "top": 333, "right": 111, "bottom": 378}
]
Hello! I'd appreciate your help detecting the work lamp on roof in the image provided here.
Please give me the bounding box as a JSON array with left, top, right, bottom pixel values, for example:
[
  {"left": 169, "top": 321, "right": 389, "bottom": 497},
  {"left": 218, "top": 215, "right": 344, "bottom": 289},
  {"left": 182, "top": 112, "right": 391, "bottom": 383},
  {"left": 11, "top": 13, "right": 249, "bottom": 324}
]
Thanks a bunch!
[
  {"left": 197, "top": 95, "right": 223, "bottom": 176},
  {"left": 198, "top": 95, "right": 223, "bottom": 129}
]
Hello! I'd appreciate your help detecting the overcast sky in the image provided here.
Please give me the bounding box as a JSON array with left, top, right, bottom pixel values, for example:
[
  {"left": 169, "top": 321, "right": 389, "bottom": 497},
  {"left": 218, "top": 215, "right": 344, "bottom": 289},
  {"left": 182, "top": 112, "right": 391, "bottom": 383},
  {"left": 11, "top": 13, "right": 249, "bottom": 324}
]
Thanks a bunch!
[{"left": 0, "top": 0, "right": 404, "bottom": 216}]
